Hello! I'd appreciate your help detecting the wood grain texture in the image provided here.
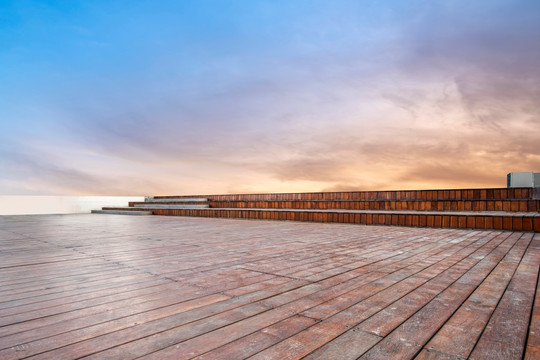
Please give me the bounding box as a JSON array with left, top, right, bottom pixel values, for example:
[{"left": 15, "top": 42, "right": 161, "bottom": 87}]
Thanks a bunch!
[{"left": 0, "top": 214, "right": 537, "bottom": 360}]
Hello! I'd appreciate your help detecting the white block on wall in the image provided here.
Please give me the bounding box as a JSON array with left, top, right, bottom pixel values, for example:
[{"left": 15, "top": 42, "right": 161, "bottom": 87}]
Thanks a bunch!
[{"left": 507, "top": 172, "right": 540, "bottom": 188}]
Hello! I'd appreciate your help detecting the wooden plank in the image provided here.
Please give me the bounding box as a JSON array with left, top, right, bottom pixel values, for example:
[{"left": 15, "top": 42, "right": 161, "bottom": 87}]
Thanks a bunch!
[
  {"left": 302, "top": 328, "right": 381, "bottom": 359},
  {"left": 525, "top": 244, "right": 540, "bottom": 357},
  {"left": 534, "top": 216, "right": 540, "bottom": 232},
  {"left": 96, "top": 282, "right": 359, "bottom": 360},
  {"left": 193, "top": 315, "right": 318, "bottom": 359},
  {"left": 0, "top": 214, "right": 535, "bottom": 360},
  {"left": 250, "top": 276, "right": 427, "bottom": 359},
  {"left": 149, "top": 315, "right": 319, "bottom": 360},
  {"left": 358, "top": 282, "right": 476, "bottom": 360},
  {"left": 469, "top": 240, "right": 540, "bottom": 360},
  {"left": 414, "top": 349, "right": 462, "bottom": 360},
  {"left": 469, "top": 290, "right": 535, "bottom": 359},
  {"left": 423, "top": 233, "right": 533, "bottom": 358},
  {"left": 28, "top": 302, "right": 272, "bottom": 359},
  {"left": 0, "top": 276, "right": 175, "bottom": 325},
  {"left": 73, "top": 255, "right": 435, "bottom": 359},
  {"left": 456, "top": 232, "right": 523, "bottom": 286},
  {"left": 357, "top": 281, "right": 449, "bottom": 337},
  {"left": 525, "top": 346, "right": 540, "bottom": 360},
  {"left": 0, "top": 287, "right": 217, "bottom": 338},
  {"left": 0, "top": 293, "right": 229, "bottom": 359}
]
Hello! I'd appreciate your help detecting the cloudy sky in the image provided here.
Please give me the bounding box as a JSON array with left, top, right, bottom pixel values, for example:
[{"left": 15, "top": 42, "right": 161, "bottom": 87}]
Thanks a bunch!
[{"left": 1, "top": 0, "right": 539, "bottom": 195}]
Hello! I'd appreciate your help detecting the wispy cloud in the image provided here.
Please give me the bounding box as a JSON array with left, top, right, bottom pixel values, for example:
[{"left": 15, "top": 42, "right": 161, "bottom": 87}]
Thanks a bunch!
[{"left": 1, "top": 0, "right": 539, "bottom": 195}]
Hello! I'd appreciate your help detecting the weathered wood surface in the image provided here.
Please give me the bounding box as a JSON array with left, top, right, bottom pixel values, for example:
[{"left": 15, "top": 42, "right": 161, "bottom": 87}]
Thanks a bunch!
[{"left": 0, "top": 215, "right": 538, "bottom": 359}]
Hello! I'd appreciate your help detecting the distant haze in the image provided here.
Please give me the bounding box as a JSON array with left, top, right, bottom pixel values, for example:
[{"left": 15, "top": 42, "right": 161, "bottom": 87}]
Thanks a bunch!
[{"left": 1, "top": 1, "right": 539, "bottom": 195}]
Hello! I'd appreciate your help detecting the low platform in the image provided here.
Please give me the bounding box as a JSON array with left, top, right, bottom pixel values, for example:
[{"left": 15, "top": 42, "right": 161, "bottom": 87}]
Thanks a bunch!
[
  {"left": 102, "top": 207, "right": 540, "bottom": 232},
  {"left": 91, "top": 210, "right": 153, "bottom": 216},
  {"left": 0, "top": 214, "right": 538, "bottom": 359},
  {"left": 97, "top": 187, "right": 540, "bottom": 232}
]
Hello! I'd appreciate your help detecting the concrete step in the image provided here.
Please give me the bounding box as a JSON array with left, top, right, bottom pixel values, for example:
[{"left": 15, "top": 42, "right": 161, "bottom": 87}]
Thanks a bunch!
[
  {"left": 135, "top": 204, "right": 210, "bottom": 209},
  {"left": 144, "top": 197, "right": 208, "bottom": 203},
  {"left": 91, "top": 210, "right": 153, "bottom": 216},
  {"left": 113, "top": 207, "right": 540, "bottom": 232},
  {"left": 130, "top": 201, "right": 210, "bottom": 207}
]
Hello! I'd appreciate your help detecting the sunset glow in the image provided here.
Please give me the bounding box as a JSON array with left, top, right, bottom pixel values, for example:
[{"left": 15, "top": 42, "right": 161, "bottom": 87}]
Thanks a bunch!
[{"left": 1, "top": 1, "right": 539, "bottom": 195}]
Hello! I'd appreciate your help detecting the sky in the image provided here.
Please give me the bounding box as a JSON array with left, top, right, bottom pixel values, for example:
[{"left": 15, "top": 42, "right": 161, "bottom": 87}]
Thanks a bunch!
[{"left": 1, "top": 0, "right": 539, "bottom": 196}]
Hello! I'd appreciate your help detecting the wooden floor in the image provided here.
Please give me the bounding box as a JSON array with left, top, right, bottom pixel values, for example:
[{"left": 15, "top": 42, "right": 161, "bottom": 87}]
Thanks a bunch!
[{"left": 0, "top": 214, "right": 538, "bottom": 360}]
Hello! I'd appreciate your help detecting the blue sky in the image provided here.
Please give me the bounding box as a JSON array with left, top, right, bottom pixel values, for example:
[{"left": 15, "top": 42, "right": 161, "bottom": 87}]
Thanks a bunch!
[{"left": 1, "top": 0, "right": 539, "bottom": 195}]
